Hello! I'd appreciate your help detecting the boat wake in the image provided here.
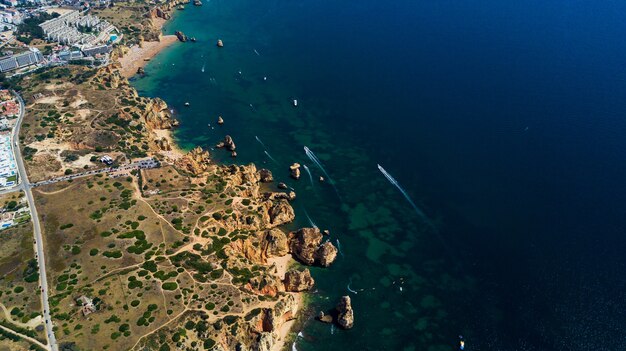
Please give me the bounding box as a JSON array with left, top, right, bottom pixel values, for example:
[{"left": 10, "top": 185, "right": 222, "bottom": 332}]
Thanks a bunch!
[
  {"left": 201, "top": 64, "right": 205, "bottom": 73},
  {"left": 330, "top": 324, "right": 335, "bottom": 335},
  {"left": 347, "top": 277, "right": 358, "bottom": 294},
  {"left": 264, "top": 150, "right": 278, "bottom": 164},
  {"left": 377, "top": 164, "right": 431, "bottom": 225},
  {"left": 336, "top": 239, "right": 343, "bottom": 257},
  {"left": 302, "top": 164, "right": 314, "bottom": 187},
  {"left": 255, "top": 136, "right": 266, "bottom": 149},
  {"left": 254, "top": 48, "right": 260, "bottom": 56},
  {"left": 304, "top": 146, "right": 341, "bottom": 199},
  {"left": 249, "top": 103, "right": 257, "bottom": 112},
  {"left": 303, "top": 208, "right": 318, "bottom": 229}
]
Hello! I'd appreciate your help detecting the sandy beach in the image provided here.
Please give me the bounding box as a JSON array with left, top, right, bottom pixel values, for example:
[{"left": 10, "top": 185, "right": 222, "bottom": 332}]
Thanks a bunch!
[
  {"left": 152, "top": 128, "right": 185, "bottom": 161},
  {"left": 268, "top": 255, "right": 302, "bottom": 351},
  {"left": 118, "top": 35, "right": 178, "bottom": 78}
]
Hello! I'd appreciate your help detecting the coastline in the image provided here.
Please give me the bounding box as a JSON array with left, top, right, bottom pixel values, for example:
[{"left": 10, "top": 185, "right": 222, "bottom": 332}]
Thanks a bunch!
[
  {"left": 116, "top": 7, "right": 306, "bottom": 350},
  {"left": 117, "top": 35, "right": 178, "bottom": 78}
]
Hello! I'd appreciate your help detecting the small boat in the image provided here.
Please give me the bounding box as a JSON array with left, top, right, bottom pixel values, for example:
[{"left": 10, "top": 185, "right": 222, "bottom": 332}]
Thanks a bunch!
[
  {"left": 293, "top": 99, "right": 298, "bottom": 107},
  {"left": 190, "top": 37, "right": 196, "bottom": 42},
  {"left": 184, "top": 102, "right": 190, "bottom": 106},
  {"left": 193, "top": 0, "right": 202, "bottom": 5},
  {"left": 177, "top": 5, "right": 185, "bottom": 10}
]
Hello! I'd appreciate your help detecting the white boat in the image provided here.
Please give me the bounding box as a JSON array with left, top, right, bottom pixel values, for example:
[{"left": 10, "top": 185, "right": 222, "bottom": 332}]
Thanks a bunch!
[
  {"left": 184, "top": 102, "right": 190, "bottom": 106},
  {"left": 293, "top": 99, "right": 298, "bottom": 107}
]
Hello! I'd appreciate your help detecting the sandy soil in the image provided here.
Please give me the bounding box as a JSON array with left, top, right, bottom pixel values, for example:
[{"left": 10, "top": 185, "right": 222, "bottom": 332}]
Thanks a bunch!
[
  {"left": 35, "top": 96, "right": 61, "bottom": 104},
  {"left": 118, "top": 35, "right": 178, "bottom": 78}
]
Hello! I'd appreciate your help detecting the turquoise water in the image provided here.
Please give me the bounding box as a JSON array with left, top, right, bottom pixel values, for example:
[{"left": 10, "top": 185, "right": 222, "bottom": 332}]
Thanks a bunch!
[{"left": 133, "top": 0, "right": 626, "bottom": 350}]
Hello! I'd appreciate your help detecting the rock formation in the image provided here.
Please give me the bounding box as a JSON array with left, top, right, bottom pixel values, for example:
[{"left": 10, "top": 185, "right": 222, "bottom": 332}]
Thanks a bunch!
[
  {"left": 143, "top": 98, "right": 177, "bottom": 129},
  {"left": 175, "top": 31, "right": 188, "bottom": 42},
  {"left": 268, "top": 200, "right": 295, "bottom": 226},
  {"left": 175, "top": 146, "right": 210, "bottom": 175},
  {"left": 283, "top": 268, "right": 314, "bottom": 292},
  {"left": 154, "top": 137, "right": 171, "bottom": 151},
  {"left": 137, "top": 66, "right": 145, "bottom": 75},
  {"left": 336, "top": 296, "right": 354, "bottom": 329},
  {"left": 290, "top": 163, "right": 301, "bottom": 180},
  {"left": 258, "top": 169, "right": 273, "bottom": 183},
  {"left": 317, "top": 311, "right": 333, "bottom": 324},
  {"left": 216, "top": 135, "right": 236, "bottom": 151},
  {"left": 288, "top": 228, "right": 338, "bottom": 267}
]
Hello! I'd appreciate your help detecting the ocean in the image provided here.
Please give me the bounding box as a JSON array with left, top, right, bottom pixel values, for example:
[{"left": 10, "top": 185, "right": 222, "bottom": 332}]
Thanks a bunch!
[{"left": 132, "top": 0, "right": 626, "bottom": 350}]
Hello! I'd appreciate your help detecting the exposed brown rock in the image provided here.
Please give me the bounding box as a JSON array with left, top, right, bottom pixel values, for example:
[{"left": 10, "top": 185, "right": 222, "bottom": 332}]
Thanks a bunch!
[
  {"left": 175, "top": 30, "right": 188, "bottom": 42},
  {"left": 265, "top": 228, "right": 288, "bottom": 257},
  {"left": 317, "top": 311, "right": 333, "bottom": 324},
  {"left": 175, "top": 146, "right": 210, "bottom": 175},
  {"left": 258, "top": 169, "right": 273, "bottom": 183},
  {"left": 143, "top": 98, "right": 177, "bottom": 129},
  {"left": 154, "top": 137, "right": 171, "bottom": 151},
  {"left": 268, "top": 199, "right": 295, "bottom": 226},
  {"left": 216, "top": 135, "right": 236, "bottom": 151},
  {"left": 336, "top": 296, "right": 354, "bottom": 329},
  {"left": 283, "top": 268, "right": 314, "bottom": 292},
  {"left": 290, "top": 163, "right": 301, "bottom": 180},
  {"left": 316, "top": 241, "right": 338, "bottom": 267},
  {"left": 288, "top": 228, "right": 338, "bottom": 267}
]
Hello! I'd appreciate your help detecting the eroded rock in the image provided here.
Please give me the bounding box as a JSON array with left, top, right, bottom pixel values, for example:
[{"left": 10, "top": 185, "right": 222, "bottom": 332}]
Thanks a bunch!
[{"left": 283, "top": 268, "right": 314, "bottom": 292}]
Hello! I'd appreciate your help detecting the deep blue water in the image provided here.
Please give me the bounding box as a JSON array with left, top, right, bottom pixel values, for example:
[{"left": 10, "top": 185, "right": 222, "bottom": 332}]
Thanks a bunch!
[{"left": 133, "top": 0, "right": 626, "bottom": 349}]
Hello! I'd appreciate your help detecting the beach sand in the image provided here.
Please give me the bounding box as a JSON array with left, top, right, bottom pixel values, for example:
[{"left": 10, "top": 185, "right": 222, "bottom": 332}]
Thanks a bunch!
[
  {"left": 268, "top": 255, "right": 302, "bottom": 351},
  {"left": 118, "top": 35, "right": 178, "bottom": 78},
  {"left": 153, "top": 128, "right": 185, "bottom": 161}
]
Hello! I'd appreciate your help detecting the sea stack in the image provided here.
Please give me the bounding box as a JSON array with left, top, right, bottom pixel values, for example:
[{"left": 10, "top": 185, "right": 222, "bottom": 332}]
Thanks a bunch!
[
  {"left": 336, "top": 296, "right": 354, "bottom": 329},
  {"left": 217, "top": 39, "right": 224, "bottom": 47},
  {"left": 217, "top": 116, "right": 224, "bottom": 125},
  {"left": 290, "top": 163, "right": 301, "bottom": 180},
  {"left": 175, "top": 31, "right": 188, "bottom": 42}
]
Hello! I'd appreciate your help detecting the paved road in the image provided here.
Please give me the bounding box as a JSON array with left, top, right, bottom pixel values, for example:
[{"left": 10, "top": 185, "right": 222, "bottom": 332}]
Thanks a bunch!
[
  {"left": 31, "top": 158, "right": 159, "bottom": 188},
  {"left": 13, "top": 92, "right": 58, "bottom": 351}
]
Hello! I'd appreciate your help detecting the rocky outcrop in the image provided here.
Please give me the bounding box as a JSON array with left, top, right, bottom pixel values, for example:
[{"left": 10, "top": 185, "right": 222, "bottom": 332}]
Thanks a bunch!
[
  {"left": 268, "top": 199, "right": 295, "bottom": 226},
  {"left": 143, "top": 98, "right": 177, "bottom": 129},
  {"left": 262, "top": 191, "right": 296, "bottom": 202},
  {"left": 175, "top": 146, "right": 210, "bottom": 175},
  {"left": 175, "top": 31, "right": 188, "bottom": 42},
  {"left": 316, "top": 241, "right": 338, "bottom": 267},
  {"left": 283, "top": 268, "right": 314, "bottom": 292},
  {"left": 149, "top": 6, "right": 171, "bottom": 20},
  {"left": 265, "top": 228, "right": 288, "bottom": 257},
  {"left": 216, "top": 135, "right": 236, "bottom": 151},
  {"left": 154, "top": 137, "right": 171, "bottom": 151},
  {"left": 290, "top": 163, "right": 301, "bottom": 180},
  {"left": 137, "top": 66, "right": 145, "bottom": 75},
  {"left": 258, "top": 169, "right": 273, "bottom": 183},
  {"left": 336, "top": 296, "right": 354, "bottom": 329},
  {"left": 317, "top": 311, "right": 333, "bottom": 324},
  {"left": 288, "top": 228, "right": 338, "bottom": 267}
]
